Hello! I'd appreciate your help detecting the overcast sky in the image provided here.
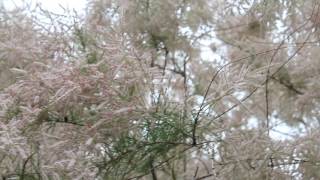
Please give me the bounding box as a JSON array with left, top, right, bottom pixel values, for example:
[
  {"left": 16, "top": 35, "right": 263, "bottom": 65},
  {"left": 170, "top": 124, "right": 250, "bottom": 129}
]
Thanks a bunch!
[{"left": 2, "top": 0, "right": 86, "bottom": 12}]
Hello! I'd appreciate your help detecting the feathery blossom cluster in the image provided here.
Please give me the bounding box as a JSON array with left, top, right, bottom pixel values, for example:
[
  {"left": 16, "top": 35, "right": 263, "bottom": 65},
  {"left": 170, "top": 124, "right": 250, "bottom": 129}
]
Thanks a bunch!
[{"left": 1, "top": 0, "right": 320, "bottom": 179}]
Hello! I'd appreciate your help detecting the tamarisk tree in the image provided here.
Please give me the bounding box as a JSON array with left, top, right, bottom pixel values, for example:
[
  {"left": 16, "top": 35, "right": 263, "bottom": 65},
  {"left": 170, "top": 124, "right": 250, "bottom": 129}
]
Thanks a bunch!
[{"left": 0, "top": 0, "right": 320, "bottom": 179}]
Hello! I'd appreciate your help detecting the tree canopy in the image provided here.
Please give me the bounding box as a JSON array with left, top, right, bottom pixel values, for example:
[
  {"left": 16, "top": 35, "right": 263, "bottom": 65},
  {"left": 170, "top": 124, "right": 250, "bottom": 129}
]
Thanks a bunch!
[{"left": 0, "top": 0, "right": 320, "bottom": 179}]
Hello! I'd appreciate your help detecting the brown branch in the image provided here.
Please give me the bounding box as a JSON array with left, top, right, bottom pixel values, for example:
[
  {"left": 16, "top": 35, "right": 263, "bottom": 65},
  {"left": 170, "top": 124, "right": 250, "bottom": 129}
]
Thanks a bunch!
[
  {"left": 153, "top": 64, "right": 185, "bottom": 77},
  {"left": 20, "top": 153, "right": 36, "bottom": 180},
  {"left": 150, "top": 159, "right": 158, "bottom": 180},
  {"left": 270, "top": 76, "right": 303, "bottom": 95},
  {"left": 193, "top": 166, "right": 199, "bottom": 179},
  {"left": 196, "top": 173, "right": 214, "bottom": 180},
  {"left": 127, "top": 146, "right": 193, "bottom": 180}
]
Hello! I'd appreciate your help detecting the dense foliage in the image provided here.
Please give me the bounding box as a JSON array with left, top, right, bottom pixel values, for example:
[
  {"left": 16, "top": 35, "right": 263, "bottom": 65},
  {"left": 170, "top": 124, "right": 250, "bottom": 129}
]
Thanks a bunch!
[{"left": 1, "top": 0, "right": 320, "bottom": 179}]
